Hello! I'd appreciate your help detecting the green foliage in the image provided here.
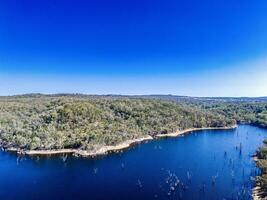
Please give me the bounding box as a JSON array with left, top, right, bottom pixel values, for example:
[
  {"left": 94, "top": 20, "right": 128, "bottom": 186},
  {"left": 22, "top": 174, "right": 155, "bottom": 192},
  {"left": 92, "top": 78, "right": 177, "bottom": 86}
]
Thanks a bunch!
[
  {"left": 1, "top": 94, "right": 266, "bottom": 196},
  {"left": 0, "top": 96, "right": 235, "bottom": 151},
  {"left": 0, "top": 95, "right": 266, "bottom": 151},
  {"left": 178, "top": 99, "right": 267, "bottom": 128},
  {"left": 256, "top": 140, "right": 267, "bottom": 198}
]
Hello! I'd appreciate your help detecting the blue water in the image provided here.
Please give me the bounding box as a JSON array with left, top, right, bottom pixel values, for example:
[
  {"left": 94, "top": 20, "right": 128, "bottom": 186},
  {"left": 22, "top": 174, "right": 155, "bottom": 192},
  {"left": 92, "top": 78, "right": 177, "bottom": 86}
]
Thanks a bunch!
[{"left": 0, "top": 125, "right": 266, "bottom": 200}]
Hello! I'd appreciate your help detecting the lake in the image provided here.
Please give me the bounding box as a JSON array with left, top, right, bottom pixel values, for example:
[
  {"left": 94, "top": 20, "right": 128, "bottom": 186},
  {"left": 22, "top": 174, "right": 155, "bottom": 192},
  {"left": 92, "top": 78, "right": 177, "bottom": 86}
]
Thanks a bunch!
[{"left": 0, "top": 125, "right": 266, "bottom": 200}]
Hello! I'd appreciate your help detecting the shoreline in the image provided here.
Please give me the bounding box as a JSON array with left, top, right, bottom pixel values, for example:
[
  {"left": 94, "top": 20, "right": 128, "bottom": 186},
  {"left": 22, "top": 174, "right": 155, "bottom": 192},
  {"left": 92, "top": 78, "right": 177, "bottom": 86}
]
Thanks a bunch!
[
  {"left": 253, "top": 185, "right": 262, "bottom": 200},
  {"left": 252, "top": 155, "right": 260, "bottom": 200},
  {"left": 3, "top": 124, "right": 265, "bottom": 199},
  {"left": 7, "top": 136, "right": 154, "bottom": 157},
  {"left": 252, "top": 158, "right": 267, "bottom": 200},
  {"left": 156, "top": 124, "right": 237, "bottom": 138},
  {"left": 4, "top": 124, "right": 237, "bottom": 157}
]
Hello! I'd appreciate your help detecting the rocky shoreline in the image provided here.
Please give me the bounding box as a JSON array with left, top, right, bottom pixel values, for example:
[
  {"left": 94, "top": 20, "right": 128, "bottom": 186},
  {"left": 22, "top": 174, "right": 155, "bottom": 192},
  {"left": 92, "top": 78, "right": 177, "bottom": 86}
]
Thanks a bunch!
[{"left": 253, "top": 186, "right": 265, "bottom": 200}]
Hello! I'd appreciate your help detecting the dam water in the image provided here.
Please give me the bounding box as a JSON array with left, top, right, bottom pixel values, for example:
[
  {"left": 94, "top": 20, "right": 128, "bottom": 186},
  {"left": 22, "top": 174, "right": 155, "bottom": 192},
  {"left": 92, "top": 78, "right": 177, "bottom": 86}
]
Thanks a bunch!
[{"left": 0, "top": 125, "right": 266, "bottom": 200}]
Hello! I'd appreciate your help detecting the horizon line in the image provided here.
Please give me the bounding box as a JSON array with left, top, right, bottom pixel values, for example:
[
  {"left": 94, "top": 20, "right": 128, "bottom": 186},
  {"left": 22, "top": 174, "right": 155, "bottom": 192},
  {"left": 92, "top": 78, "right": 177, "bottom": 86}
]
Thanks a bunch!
[{"left": 1, "top": 93, "right": 267, "bottom": 99}]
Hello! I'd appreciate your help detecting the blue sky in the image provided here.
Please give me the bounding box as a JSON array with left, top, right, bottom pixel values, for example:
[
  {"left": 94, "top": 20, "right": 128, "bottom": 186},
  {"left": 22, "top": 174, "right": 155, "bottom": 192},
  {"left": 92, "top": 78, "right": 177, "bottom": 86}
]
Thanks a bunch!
[{"left": 1, "top": 0, "right": 267, "bottom": 96}]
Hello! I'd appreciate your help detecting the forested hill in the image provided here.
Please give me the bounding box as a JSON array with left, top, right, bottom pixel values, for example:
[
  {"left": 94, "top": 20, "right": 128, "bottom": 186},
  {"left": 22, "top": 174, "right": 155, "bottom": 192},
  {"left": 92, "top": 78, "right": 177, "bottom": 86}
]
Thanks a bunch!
[
  {"left": 0, "top": 94, "right": 266, "bottom": 151},
  {"left": 139, "top": 95, "right": 267, "bottom": 127}
]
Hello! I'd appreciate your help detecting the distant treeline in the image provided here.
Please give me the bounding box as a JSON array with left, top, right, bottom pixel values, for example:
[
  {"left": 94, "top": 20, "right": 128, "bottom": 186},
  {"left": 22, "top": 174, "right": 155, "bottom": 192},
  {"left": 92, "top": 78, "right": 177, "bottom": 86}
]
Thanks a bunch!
[{"left": 0, "top": 94, "right": 266, "bottom": 151}]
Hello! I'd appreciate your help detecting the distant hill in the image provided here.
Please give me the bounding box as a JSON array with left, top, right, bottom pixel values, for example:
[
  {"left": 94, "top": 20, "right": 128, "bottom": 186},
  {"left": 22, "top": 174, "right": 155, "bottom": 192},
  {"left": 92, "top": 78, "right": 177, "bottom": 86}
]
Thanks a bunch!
[{"left": 2, "top": 93, "right": 267, "bottom": 102}]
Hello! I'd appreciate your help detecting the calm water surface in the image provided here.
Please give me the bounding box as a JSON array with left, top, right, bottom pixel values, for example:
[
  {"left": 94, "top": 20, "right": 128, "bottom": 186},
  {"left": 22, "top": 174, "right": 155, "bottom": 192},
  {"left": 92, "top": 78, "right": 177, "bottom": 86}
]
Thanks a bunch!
[{"left": 0, "top": 125, "right": 266, "bottom": 200}]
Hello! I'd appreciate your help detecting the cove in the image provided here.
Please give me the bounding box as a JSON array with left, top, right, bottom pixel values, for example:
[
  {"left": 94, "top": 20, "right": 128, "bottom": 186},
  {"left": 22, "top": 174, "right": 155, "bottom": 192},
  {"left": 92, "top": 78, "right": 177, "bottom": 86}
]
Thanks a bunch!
[{"left": 0, "top": 125, "right": 266, "bottom": 200}]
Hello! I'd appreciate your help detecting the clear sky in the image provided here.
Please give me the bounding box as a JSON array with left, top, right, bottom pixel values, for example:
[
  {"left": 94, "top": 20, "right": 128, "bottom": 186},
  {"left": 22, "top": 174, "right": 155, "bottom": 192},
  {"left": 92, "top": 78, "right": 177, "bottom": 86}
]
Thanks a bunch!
[{"left": 1, "top": 0, "right": 267, "bottom": 97}]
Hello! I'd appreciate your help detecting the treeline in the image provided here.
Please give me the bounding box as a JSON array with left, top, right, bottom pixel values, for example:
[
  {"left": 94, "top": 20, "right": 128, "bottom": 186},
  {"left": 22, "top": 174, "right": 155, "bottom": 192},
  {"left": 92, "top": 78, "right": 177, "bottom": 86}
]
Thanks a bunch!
[
  {"left": 130, "top": 94, "right": 267, "bottom": 128},
  {"left": 0, "top": 96, "right": 235, "bottom": 151},
  {"left": 256, "top": 140, "right": 267, "bottom": 198},
  {"left": 193, "top": 101, "right": 267, "bottom": 128},
  {"left": 0, "top": 95, "right": 266, "bottom": 152}
]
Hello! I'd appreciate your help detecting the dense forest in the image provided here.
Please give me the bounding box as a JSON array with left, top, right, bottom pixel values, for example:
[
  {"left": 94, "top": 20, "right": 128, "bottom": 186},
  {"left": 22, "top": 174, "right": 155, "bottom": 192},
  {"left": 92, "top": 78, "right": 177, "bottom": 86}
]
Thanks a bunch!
[
  {"left": 142, "top": 95, "right": 267, "bottom": 128},
  {"left": 0, "top": 95, "right": 235, "bottom": 151},
  {"left": 0, "top": 94, "right": 266, "bottom": 152}
]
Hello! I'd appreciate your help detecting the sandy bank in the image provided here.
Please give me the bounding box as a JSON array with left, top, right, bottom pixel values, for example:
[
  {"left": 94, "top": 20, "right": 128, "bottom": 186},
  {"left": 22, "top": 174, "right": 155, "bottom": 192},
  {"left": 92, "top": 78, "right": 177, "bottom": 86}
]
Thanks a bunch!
[
  {"left": 75, "top": 136, "right": 153, "bottom": 157},
  {"left": 156, "top": 124, "right": 237, "bottom": 138},
  {"left": 6, "top": 125, "right": 237, "bottom": 157},
  {"left": 253, "top": 186, "right": 266, "bottom": 200},
  {"left": 9, "top": 136, "right": 153, "bottom": 157},
  {"left": 26, "top": 149, "right": 76, "bottom": 155}
]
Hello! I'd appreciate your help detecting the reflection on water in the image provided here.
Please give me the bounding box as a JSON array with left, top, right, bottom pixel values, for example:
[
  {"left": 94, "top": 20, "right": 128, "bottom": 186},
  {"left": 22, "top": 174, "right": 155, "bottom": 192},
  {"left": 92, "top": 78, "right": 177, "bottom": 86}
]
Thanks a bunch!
[{"left": 0, "top": 125, "right": 266, "bottom": 200}]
